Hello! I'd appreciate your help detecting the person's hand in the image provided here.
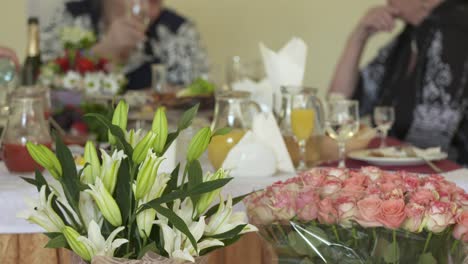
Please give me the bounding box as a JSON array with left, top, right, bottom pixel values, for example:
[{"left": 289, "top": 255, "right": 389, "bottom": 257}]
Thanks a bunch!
[
  {"left": 354, "top": 6, "right": 399, "bottom": 41},
  {"left": 94, "top": 17, "right": 146, "bottom": 61},
  {"left": 0, "top": 46, "right": 20, "bottom": 71}
]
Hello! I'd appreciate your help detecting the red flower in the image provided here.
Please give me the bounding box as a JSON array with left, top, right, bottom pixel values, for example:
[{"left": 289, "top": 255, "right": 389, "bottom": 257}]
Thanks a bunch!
[
  {"left": 96, "top": 58, "right": 109, "bottom": 72},
  {"left": 54, "top": 57, "right": 69, "bottom": 72},
  {"left": 75, "top": 57, "right": 96, "bottom": 74}
]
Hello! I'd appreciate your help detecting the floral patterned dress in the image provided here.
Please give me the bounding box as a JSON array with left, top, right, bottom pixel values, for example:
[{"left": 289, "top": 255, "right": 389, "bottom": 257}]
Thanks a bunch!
[
  {"left": 352, "top": 0, "right": 468, "bottom": 164},
  {"left": 41, "top": 0, "right": 209, "bottom": 90}
]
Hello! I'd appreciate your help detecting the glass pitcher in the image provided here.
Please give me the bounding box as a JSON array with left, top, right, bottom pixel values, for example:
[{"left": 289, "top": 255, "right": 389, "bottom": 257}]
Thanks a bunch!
[
  {"left": 208, "top": 90, "right": 261, "bottom": 170},
  {"left": 2, "top": 91, "right": 52, "bottom": 173},
  {"left": 278, "top": 86, "right": 325, "bottom": 167}
]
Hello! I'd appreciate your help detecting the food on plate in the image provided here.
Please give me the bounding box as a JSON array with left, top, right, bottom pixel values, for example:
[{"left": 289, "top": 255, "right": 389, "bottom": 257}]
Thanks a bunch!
[{"left": 176, "top": 78, "right": 215, "bottom": 97}]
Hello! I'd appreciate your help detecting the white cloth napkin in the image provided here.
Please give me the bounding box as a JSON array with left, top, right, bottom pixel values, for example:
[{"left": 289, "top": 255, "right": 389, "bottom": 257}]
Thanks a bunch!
[
  {"left": 231, "top": 78, "right": 273, "bottom": 112},
  {"left": 222, "top": 112, "right": 295, "bottom": 177},
  {"left": 260, "top": 37, "right": 308, "bottom": 110}
]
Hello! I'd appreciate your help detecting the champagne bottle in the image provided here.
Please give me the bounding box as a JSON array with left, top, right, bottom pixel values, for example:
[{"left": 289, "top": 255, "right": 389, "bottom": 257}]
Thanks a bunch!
[{"left": 21, "top": 17, "right": 41, "bottom": 86}]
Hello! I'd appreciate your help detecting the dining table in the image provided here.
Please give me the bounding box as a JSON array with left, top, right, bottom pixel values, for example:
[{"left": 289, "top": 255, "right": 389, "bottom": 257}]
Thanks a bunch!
[{"left": 0, "top": 137, "right": 466, "bottom": 264}]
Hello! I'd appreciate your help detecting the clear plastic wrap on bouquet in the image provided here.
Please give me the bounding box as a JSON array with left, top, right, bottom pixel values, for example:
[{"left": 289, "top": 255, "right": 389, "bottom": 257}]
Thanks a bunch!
[{"left": 244, "top": 167, "right": 468, "bottom": 264}]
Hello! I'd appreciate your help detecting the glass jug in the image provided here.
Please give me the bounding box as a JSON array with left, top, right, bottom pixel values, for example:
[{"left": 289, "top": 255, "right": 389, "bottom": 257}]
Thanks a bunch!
[
  {"left": 208, "top": 90, "right": 261, "bottom": 170},
  {"left": 278, "top": 86, "right": 325, "bottom": 167},
  {"left": 2, "top": 91, "right": 52, "bottom": 173}
]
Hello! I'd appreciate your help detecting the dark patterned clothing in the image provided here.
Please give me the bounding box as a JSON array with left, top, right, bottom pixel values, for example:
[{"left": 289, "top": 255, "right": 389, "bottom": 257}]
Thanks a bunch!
[
  {"left": 42, "top": 0, "right": 208, "bottom": 90},
  {"left": 353, "top": 0, "right": 468, "bottom": 164}
]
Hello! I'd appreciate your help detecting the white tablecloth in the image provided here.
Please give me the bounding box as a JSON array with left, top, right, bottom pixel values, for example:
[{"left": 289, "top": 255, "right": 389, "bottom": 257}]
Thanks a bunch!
[{"left": 1, "top": 161, "right": 468, "bottom": 235}]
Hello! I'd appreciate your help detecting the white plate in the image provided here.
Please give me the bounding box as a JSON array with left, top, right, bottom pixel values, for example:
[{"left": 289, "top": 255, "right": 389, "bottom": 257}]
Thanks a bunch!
[{"left": 348, "top": 149, "right": 448, "bottom": 166}]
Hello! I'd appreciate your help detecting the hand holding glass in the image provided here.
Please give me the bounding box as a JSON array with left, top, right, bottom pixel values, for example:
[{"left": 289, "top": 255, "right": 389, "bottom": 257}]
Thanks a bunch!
[
  {"left": 373, "top": 106, "right": 395, "bottom": 148},
  {"left": 325, "top": 100, "right": 360, "bottom": 168},
  {"left": 290, "top": 92, "right": 317, "bottom": 171}
]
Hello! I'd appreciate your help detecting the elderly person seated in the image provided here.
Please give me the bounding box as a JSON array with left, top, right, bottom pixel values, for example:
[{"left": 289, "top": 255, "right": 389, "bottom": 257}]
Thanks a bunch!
[
  {"left": 42, "top": 0, "right": 208, "bottom": 90},
  {"left": 329, "top": 0, "right": 468, "bottom": 164}
]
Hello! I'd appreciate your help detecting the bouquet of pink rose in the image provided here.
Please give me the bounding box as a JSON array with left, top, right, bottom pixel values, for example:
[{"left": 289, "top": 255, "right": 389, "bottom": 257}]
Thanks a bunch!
[{"left": 245, "top": 167, "right": 468, "bottom": 263}]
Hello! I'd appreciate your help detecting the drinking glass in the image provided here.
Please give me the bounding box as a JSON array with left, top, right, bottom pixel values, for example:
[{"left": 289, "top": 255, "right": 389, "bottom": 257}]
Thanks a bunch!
[
  {"left": 290, "top": 90, "right": 321, "bottom": 171},
  {"left": 373, "top": 106, "right": 395, "bottom": 148},
  {"left": 128, "top": 0, "right": 150, "bottom": 52},
  {"left": 325, "top": 100, "right": 360, "bottom": 168}
]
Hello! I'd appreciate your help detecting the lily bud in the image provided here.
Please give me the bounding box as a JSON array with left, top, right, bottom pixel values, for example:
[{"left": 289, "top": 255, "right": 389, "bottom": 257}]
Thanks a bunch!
[
  {"left": 82, "top": 141, "right": 101, "bottom": 185},
  {"left": 187, "top": 127, "right": 211, "bottom": 162},
  {"left": 109, "top": 100, "right": 129, "bottom": 145},
  {"left": 135, "top": 150, "right": 165, "bottom": 200},
  {"left": 85, "top": 178, "right": 123, "bottom": 226},
  {"left": 196, "top": 168, "right": 228, "bottom": 215},
  {"left": 132, "top": 131, "right": 157, "bottom": 164},
  {"left": 152, "top": 107, "right": 168, "bottom": 154},
  {"left": 26, "top": 142, "right": 62, "bottom": 179},
  {"left": 125, "top": 129, "right": 143, "bottom": 148},
  {"left": 100, "top": 149, "right": 126, "bottom": 194},
  {"left": 62, "top": 226, "right": 94, "bottom": 261},
  {"left": 136, "top": 173, "right": 171, "bottom": 238}
]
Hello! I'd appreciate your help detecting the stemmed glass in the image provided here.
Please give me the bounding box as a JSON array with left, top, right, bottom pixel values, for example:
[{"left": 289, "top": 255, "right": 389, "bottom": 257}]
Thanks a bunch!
[
  {"left": 325, "top": 100, "right": 360, "bottom": 168},
  {"left": 128, "top": 0, "right": 150, "bottom": 52},
  {"left": 290, "top": 91, "right": 317, "bottom": 171},
  {"left": 373, "top": 106, "right": 395, "bottom": 148}
]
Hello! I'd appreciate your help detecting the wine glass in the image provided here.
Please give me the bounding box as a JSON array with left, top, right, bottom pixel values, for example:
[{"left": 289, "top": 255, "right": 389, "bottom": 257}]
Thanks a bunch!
[
  {"left": 128, "top": 0, "right": 150, "bottom": 52},
  {"left": 290, "top": 90, "right": 318, "bottom": 171},
  {"left": 373, "top": 106, "right": 395, "bottom": 148},
  {"left": 325, "top": 100, "right": 360, "bottom": 168}
]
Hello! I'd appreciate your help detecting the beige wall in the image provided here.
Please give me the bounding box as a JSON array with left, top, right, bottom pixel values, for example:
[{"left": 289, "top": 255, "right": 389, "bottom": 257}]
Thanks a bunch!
[{"left": 1, "top": 0, "right": 400, "bottom": 94}]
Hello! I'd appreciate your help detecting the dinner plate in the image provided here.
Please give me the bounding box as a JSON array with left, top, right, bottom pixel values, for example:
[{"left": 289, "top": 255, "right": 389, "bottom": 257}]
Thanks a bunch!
[{"left": 347, "top": 149, "right": 448, "bottom": 166}]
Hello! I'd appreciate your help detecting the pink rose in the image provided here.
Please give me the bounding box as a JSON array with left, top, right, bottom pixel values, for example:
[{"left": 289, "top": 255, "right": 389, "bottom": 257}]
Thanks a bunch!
[
  {"left": 402, "top": 203, "right": 426, "bottom": 232},
  {"left": 410, "top": 189, "right": 436, "bottom": 206},
  {"left": 296, "top": 188, "right": 319, "bottom": 221},
  {"left": 318, "top": 198, "right": 338, "bottom": 224},
  {"left": 245, "top": 193, "right": 276, "bottom": 225},
  {"left": 453, "top": 211, "right": 468, "bottom": 242},
  {"left": 455, "top": 193, "right": 468, "bottom": 209},
  {"left": 270, "top": 190, "right": 297, "bottom": 222},
  {"left": 335, "top": 196, "right": 357, "bottom": 227},
  {"left": 302, "top": 171, "right": 326, "bottom": 188},
  {"left": 426, "top": 201, "right": 456, "bottom": 233},
  {"left": 361, "top": 166, "right": 382, "bottom": 181},
  {"left": 403, "top": 174, "right": 421, "bottom": 192},
  {"left": 320, "top": 177, "right": 342, "bottom": 197},
  {"left": 344, "top": 172, "right": 369, "bottom": 191},
  {"left": 382, "top": 172, "right": 403, "bottom": 186},
  {"left": 326, "top": 168, "right": 348, "bottom": 181},
  {"left": 356, "top": 197, "right": 382, "bottom": 228},
  {"left": 376, "top": 199, "right": 407, "bottom": 229}
]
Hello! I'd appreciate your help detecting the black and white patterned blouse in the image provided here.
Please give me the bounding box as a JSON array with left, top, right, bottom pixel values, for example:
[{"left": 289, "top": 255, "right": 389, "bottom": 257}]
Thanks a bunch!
[
  {"left": 353, "top": 0, "right": 468, "bottom": 164},
  {"left": 41, "top": 0, "right": 209, "bottom": 90}
]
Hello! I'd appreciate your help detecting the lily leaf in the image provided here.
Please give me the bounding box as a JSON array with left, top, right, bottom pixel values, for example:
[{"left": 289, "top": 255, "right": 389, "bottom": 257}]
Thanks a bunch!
[
  {"left": 177, "top": 104, "right": 199, "bottom": 131},
  {"left": 165, "top": 163, "right": 180, "bottom": 194},
  {"left": 152, "top": 204, "right": 198, "bottom": 253},
  {"left": 205, "top": 192, "right": 252, "bottom": 217},
  {"left": 55, "top": 135, "right": 80, "bottom": 211},
  {"left": 162, "top": 133, "right": 178, "bottom": 155},
  {"left": 45, "top": 234, "right": 68, "bottom": 249},
  {"left": 187, "top": 160, "right": 203, "bottom": 203},
  {"left": 115, "top": 159, "right": 132, "bottom": 224},
  {"left": 139, "top": 178, "right": 233, "bottom": 213},
  {"left": 212, "top": 127, "right": 232, "bottom": 137}
]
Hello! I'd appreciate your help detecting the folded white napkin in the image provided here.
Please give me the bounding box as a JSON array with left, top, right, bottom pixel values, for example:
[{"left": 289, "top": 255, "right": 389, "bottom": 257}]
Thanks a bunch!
[
  {"left": 222, "top": 112, "right": 295, "bottom": 177},
  {"left": 231, "top": 78, "right": 273, "bottom": 112},
  {"left": 260, "top": 37, "right": 308, "bottom": 110}
]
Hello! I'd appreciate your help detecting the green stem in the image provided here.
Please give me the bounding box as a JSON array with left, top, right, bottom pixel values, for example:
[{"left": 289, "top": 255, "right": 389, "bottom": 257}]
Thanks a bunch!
[
  {"left": 423, "top": 232, "right": 432, "bottom": 254},
  {"left": 372, "top": 228, "right": 377, "bottom": 241},
  {"left": 392, "top": 230, "right": 398, "bottom": 264},
  {"left": 451, "top": 240, "right": 460, "bottom": 254},
  {"left": 276, "top": 224, "right": 288, "bottom": 241},
  {"left": 181, "top": 164, "right": 189, "bottom": 189},
  {"left": 352, "top": 227, "right": 358, "bottom": 248},
  {"left": 332, "top": 225, "right": 341, "bottom": 242}
]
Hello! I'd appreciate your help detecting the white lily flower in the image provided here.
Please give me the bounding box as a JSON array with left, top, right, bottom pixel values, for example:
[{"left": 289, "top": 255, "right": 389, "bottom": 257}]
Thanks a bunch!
[
  {"left": 196, "top": 169, "right": 228, "bottom": 216},
  {"left": 100, "top": 149, "right": 127, "bottom": 194},
  {"left": 205, "top": 195, "right": 258, "bottom": 236},
  {"left": 79, "top": 192, "right": 102, "bottom": 229},
  {"left": 85, "top": 178, "right": 122, "bottom": 227},
  {"left": 77, "top": 220, "right": 128, "bottom": 258},
  {"left": 125, "top": 129, "right": 144, "bottom": 148},
  {"left": 17, "top": 186, "right": 65, "bottom": 232},
  {"left": 136, "top": 173, "right": 171, "bottom": 238},
  {"left": 48, "top": 180, "right": 82, "bottom": 226},
  {"left": 63, "top": 71, "right": 82, "bottom": 90}
]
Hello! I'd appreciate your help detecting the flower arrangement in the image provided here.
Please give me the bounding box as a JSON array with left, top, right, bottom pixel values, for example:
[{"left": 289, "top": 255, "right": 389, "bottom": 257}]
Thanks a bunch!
[
  {"left": 40, "top": 26, "right": 125, "bottom": 96},
  {"left": 245, "top": 167, "right": 468, "bottom": 263},
  {"left": 19, "top": 101, "right": 256, "bottom": 263}
]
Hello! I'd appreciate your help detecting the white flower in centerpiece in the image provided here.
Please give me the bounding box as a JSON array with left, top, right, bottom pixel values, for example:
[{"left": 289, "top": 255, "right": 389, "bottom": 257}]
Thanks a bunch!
[
  {"left": 125, "top": 129, "right": 144, "bottom": 148},
  {"left": 99, "top": 149, "right": 127, "bottom": 195},
  {"left": 79, "top": 192, "right": 102, "bottom": 229},
  {"left": 77, "top": 220, "right": 128, "bottom": 259},
  {"left": 85, "top": 178, "right": 123, "bottom": 227},
  {"left": 101, "top": 74, "right": 121, "bottom": 95},
  {"left": 205, "top": 195, "right": 258, "bottom": 236},
  {"left": 83, "top": 72, "right": 103, "bottom": 95},
  {"left": 60, "top": 26, "right": 96, "bottom": 47},
  {"left": 17, "top": 186, "right": 65, "bottom": 232},
  {"left": 48, "top": 179, "right": 82, "bottom": 226},
  {"left": 63, "top": 71, "right": 82, "bottom": 90}
]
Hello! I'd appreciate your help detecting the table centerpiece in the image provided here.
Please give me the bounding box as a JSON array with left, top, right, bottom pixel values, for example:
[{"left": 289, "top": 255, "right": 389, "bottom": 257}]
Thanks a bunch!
[{"left": 19, "top": 101, "right": 257, "bottom": 263}]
